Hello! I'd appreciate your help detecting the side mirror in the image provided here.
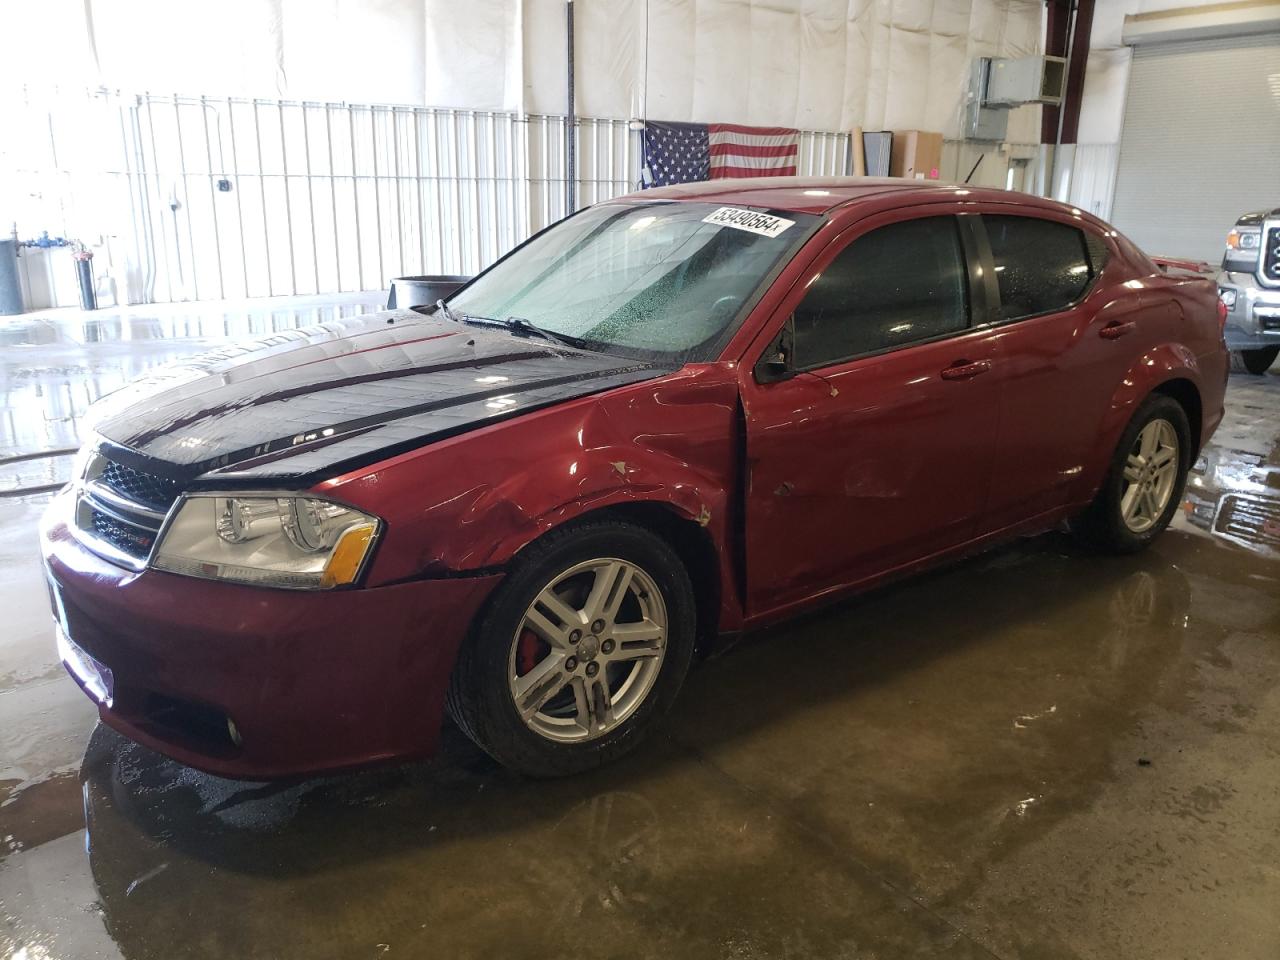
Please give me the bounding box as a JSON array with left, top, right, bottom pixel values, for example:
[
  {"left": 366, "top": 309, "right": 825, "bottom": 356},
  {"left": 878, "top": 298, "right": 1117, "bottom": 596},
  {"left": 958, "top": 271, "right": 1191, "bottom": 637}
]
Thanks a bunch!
[{"left": 755, "top": 316, "right": 796, "bottom": 384}]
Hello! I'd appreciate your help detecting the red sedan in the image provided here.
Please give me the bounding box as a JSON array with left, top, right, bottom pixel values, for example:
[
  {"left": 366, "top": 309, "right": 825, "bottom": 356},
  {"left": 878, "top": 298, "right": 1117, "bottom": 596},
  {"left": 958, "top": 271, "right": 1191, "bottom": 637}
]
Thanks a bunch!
[{"left": 42, "top": 178, "right": 1229, "bottom": 778}]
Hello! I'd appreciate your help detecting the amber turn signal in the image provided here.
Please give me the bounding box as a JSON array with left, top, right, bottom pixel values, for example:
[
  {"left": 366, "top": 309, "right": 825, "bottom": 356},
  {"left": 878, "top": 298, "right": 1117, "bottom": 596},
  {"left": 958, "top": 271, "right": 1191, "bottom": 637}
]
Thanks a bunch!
[{"left": 321, "top": 522, "right": 378, "bottom": 588}]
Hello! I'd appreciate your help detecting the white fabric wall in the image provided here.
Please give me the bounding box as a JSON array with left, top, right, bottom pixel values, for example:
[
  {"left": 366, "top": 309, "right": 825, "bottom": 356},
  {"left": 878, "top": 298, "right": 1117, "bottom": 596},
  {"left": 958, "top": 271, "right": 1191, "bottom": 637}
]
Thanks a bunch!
[{"left": 1, "top": 0, "right": 1042, "bottom": 134}]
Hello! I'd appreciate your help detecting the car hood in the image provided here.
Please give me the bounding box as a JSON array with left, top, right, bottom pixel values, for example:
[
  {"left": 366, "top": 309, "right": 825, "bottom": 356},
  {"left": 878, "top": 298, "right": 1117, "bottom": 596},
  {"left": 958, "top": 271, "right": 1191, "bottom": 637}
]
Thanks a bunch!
[{"left": 89, "top": 311, "right": 669, "bottom": 483}]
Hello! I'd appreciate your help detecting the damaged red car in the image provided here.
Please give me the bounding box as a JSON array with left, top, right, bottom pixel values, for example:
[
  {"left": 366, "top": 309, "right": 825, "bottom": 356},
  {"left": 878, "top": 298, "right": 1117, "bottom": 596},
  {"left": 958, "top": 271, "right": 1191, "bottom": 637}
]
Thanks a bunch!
[{"left": 42, "top": 178, "right": 1228, "bottom": 778}]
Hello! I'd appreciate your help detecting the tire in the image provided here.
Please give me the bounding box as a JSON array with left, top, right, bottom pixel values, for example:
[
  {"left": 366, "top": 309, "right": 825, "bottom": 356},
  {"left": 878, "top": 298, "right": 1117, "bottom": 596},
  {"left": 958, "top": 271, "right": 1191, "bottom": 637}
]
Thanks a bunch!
[
  {"left": 1238, "top": 346, "right": 1279, "bottom": 375},
  {"left": 446, "top": 519, "right": 696, "bottom": 777},
  {"left": 1070, "top": 394, "right": 1192, "bottom": 554}
]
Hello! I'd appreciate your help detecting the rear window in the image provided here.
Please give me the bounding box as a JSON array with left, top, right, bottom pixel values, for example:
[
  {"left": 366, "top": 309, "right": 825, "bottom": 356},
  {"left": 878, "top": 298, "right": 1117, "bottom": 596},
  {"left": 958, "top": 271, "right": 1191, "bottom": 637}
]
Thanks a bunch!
[{"left": 984, "top": 215, "right": 1093, "bottom": 321}]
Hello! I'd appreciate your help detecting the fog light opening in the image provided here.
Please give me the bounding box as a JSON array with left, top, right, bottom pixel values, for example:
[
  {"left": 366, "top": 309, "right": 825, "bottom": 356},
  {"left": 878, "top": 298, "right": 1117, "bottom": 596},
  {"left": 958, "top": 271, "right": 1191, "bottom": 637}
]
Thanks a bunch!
[{"left": 227, "top": 717, "right": 244, "bottom": 748}]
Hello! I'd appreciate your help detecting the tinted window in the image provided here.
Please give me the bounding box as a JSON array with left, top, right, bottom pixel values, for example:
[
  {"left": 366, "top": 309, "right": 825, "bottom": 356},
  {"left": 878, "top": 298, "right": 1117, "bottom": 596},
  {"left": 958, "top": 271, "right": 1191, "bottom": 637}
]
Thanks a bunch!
[
  {"left": 984, "top": 215, "right": 1092, "bottom": 320},
  {"left": 792, "top": 217, "right": 969, "bottom": 369}
]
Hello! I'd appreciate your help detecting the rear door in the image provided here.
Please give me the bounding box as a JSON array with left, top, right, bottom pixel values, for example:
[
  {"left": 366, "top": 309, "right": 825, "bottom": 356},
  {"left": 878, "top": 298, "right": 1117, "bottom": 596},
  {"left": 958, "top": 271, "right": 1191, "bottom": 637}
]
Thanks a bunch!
[
  {"left": 973, "top": 211, "right": 1142, "bottom": 528},
  {"left": 740, "top": 209, "right": 1003, "bottom": 616}
]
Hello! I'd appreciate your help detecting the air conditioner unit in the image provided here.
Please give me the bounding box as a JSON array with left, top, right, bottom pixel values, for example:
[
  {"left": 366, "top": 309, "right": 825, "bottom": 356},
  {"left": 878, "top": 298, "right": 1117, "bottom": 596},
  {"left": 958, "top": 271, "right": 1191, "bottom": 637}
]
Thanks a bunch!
[{"left": 964, "top": 55, "right": 1068, "bottom": 141}]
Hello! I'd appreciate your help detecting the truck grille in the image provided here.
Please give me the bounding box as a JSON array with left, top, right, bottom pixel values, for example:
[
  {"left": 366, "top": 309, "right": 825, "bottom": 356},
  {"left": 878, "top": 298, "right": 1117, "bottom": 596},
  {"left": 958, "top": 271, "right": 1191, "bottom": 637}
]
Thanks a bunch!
[
  {"left": 1265, "top": 227, "right": 1280, "bottom": 284},
  {"left": 74, "top": 453, "right": 180, "bottom": 567},
  {"left": 1214, "top": 493, "right": 1280, "bottom": 555}
]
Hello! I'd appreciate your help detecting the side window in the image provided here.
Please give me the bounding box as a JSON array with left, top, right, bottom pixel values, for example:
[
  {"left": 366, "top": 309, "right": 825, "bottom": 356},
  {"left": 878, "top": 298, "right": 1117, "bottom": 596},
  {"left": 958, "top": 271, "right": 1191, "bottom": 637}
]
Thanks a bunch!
[
  {"left": 984, "top": 215, "right": 1093, "bottom": 321},
  {"left": 792, "top": 217, "right": 969, "bottom": 369}
]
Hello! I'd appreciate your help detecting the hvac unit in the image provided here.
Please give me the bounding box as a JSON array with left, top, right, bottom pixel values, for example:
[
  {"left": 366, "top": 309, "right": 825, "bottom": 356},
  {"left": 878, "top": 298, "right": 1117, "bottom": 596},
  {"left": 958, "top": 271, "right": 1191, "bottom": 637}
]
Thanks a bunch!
[{"left": 965, "top": 55, "right": 1067, "bottom": 141}]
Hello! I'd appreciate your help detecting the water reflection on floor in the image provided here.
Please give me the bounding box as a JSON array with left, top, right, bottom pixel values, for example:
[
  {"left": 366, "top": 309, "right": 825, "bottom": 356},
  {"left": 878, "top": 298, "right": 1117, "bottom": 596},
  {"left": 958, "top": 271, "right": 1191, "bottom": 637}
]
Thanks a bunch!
[{"left": 1, "top": 337, "right": 1279, "bottom": 958}]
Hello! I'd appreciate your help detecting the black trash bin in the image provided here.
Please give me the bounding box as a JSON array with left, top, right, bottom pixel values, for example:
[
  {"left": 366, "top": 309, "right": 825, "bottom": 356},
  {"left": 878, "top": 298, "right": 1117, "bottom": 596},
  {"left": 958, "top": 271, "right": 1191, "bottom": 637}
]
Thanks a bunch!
[
  {"left": 386, "top": 275, "right": 471, "bottom": 310},
  {"left": 0, "top": 239, "right": 23, "bottom": 316}
]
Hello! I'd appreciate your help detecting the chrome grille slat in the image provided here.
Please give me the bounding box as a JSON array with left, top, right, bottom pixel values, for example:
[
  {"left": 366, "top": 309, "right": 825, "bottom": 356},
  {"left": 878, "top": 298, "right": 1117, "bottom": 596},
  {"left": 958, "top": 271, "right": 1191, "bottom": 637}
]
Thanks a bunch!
[
  {"left": 1264, "top": 226, "right": 1280, "bottom": 284},
  {"left": 1214, "top": 494, "right": 1280, "bottom": 550},
  {"left": 83, "top": 479, "right": 168, "bottom": 523}
]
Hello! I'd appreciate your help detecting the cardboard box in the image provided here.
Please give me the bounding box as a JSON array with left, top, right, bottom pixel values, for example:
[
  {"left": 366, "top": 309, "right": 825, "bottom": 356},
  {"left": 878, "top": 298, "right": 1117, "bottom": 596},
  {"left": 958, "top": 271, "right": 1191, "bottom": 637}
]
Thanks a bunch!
[{"left": 889, "top": 130, "right": 943, "bottom": 180}]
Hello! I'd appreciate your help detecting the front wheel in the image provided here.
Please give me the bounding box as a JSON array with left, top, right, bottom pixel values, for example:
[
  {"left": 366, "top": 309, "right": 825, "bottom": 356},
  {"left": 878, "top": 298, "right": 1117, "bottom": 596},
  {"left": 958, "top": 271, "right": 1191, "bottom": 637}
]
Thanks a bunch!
[
  {"left": 1238, "top": 346, "right": 1279, "bottom": 375},
  {"left": 446, "top": 519, "right": 696, "bottom": 777},
  {"left": 1070, "top": 394, "right": 1191, "bottom": 554}
]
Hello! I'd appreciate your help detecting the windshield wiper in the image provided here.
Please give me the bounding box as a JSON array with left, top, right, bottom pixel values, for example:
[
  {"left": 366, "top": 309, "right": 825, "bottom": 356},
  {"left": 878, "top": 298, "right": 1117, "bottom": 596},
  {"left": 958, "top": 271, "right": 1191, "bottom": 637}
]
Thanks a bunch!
[
  {"left": 434, "top": 298, "right": 463, "bottom": 324},
  {"left": 454, "top": 313, "right": 593, "bottom": 351},
  {"left": 502, "top": 317, "right": 593, "bottom": 351}
]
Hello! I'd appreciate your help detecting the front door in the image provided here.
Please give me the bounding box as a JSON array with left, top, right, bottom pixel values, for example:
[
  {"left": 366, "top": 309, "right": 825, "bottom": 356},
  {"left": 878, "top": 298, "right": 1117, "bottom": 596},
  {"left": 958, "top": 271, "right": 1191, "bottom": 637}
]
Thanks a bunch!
[{"left": 741, "top": 213, "right": 1003, "bottom": 616}]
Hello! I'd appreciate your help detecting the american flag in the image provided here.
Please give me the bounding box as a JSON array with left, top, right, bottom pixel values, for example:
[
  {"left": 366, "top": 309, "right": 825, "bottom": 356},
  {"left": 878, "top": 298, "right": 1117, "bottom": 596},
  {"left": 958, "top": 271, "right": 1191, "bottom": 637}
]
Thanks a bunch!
[{"left": 642, "top": 120, "right": 799, "bottom": 187}]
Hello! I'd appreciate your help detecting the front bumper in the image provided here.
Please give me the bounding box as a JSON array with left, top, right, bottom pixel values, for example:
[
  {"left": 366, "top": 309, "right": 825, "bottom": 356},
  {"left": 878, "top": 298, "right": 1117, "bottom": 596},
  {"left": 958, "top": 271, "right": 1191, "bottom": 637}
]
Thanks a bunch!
[
  {"left": 1218, "top": 271, "right": 1280, "bottom": 350},
  {"left": 41, "top": 488, "right": 501, "bottom": 779}
]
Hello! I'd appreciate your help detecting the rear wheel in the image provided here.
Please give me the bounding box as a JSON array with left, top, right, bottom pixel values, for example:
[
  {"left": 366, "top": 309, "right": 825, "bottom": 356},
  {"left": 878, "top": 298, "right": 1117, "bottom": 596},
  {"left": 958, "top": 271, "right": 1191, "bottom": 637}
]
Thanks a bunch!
[
  {"left": 446, "top": 519, "right": 695, "bottom": 777},
  {"left": 1071, "top": 394, "right": 1191, "bottom": 554},
  {"left": 1238, "top": 346, "right": 1279, "bottom": 375}
]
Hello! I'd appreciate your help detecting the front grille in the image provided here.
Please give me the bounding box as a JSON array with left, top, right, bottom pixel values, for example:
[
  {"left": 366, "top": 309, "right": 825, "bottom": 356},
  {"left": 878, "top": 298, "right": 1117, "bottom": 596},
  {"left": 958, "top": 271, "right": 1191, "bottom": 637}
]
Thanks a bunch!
[
  {"left": 75, "top": 453, "right": 180, "bottom": 567},
  {"left": 1214, "top": 493, "right": 1280, "bottom": 553},
  {"left": 1265, "top": 227, "right": 1280, "bottom": 283},
  {"left": 89, "top": 506, "right": 160, "bottom": 557},
  {"left": 100, "top": 460, "right": 180, "bottom": 513}
]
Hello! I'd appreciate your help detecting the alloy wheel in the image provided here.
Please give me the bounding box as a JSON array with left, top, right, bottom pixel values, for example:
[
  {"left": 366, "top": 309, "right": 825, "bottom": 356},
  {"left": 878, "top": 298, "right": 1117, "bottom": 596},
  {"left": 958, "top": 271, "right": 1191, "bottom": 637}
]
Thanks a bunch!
[
  {"left": 507, "top": 558, "right": 668, "bottom": 743},
  {"left": 1120, "top": 418, "right": 1179, "bottom": 533}
]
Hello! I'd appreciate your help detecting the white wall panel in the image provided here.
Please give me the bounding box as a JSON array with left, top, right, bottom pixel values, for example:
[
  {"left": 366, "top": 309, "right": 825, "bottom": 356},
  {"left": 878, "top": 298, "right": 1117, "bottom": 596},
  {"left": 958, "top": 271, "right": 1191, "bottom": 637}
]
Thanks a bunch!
[
  {"left": 424, "top": 0, "right": 523, "bottom": 111},
  {"left": 1, "top": 0, "right": 1043, "bottom": 133},
  {"left": 280, "top": 0, "right": 427, "bottom": 105}
]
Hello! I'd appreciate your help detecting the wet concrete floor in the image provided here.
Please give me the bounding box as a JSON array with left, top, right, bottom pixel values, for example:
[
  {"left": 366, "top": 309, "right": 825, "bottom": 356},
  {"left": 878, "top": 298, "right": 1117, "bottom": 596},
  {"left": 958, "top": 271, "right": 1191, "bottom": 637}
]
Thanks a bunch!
[{"left": 2, "top": 303, "right": 1279, "bottom": 959}]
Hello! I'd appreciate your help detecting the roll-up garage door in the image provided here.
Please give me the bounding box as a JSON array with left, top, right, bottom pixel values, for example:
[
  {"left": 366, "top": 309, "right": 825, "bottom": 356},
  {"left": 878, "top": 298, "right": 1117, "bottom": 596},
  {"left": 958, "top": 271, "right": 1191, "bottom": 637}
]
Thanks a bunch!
[{"left": 1111, "top": 33, "right": 1280, "bottom": 263}]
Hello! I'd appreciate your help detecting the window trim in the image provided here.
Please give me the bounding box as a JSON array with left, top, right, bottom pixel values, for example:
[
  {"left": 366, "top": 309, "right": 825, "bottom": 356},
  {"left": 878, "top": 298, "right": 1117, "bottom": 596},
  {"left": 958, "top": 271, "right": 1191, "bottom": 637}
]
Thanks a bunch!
[
  {"left": 970, "top": 213, "right": 1107, "bottom": 327},
  {"left": 782, "top": 213, "right": 986, "bottom": 375}
]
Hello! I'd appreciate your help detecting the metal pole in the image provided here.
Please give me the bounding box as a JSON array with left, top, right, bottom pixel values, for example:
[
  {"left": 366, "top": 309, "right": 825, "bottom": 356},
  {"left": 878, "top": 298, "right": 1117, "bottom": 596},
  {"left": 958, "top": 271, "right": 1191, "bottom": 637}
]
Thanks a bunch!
[
  {"left": 348, "top": 106, "right": 364, "bottom": 291},
  {"left": 565, "top": 0, "right": 576, "bottom": 215},
  {"left": 391, "top": 106, "right": 404, "bottom": 282},
  {"left": 325, "top": 105, "right": 342, "bottom": 292},
  {"left": 301, "top": 103, "right": 320, "bottom": 294},
  {"left": 226, "top": 98, "right": 250, "bottom": 298},
  {"left": 414, "top": 108, "right": 426, "bottom": 275},
  {"left": 278, "top": 101, "right": 297, "bottom": 295},
  {"left": 199, "top": 96, "right": 226, "bottom": 300},
  {"left": 253, "top": 101, "right": 273, "bottom": 296},
  {"left": 370, "top": 106, "right": 384, "bottom": 291}
]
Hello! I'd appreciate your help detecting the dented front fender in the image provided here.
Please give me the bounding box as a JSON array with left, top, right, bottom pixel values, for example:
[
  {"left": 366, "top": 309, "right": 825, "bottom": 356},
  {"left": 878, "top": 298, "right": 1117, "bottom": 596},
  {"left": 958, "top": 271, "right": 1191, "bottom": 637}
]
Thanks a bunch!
[{"left": 320, "top": 363, "right": 743, "bottom": 620}]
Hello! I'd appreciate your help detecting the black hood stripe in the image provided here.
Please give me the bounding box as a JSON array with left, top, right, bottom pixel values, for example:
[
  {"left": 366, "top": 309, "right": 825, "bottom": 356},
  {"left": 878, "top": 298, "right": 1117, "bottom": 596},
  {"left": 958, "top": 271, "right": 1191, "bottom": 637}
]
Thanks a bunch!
[
  {"left": 126, "top": 348, "right": 552, "bottom": 448},
  {"left": 185, "top": 361, "right": 659, "bottom": 475}
]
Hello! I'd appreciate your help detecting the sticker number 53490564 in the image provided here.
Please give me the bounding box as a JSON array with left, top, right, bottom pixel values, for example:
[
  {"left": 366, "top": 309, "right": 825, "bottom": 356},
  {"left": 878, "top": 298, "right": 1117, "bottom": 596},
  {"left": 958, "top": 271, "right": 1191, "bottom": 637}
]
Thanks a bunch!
[{"left": 701, "top": 207, "right": 795, "bottom": 238}]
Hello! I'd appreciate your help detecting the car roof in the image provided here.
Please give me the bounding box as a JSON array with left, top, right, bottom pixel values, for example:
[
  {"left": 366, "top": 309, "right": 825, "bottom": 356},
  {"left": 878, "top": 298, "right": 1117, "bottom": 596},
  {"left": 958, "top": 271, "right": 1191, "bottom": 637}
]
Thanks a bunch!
[{"left": 622, "top": 176, "right": 1084, "bottom": 219}]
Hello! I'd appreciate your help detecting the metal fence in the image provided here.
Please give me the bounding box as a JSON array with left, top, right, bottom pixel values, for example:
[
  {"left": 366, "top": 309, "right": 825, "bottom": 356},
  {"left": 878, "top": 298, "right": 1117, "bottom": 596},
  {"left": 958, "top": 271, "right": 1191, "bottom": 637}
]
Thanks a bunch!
[{"left": 4, "top": 88, "right": 852, "bottom": 305}]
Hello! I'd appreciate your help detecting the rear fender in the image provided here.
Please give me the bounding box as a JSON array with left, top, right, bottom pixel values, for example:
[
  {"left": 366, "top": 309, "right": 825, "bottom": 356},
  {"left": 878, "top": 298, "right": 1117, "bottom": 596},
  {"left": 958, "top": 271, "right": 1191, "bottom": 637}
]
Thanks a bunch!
[{"left": 1079, "top": 343, "right": 1202, "bottom": 501}]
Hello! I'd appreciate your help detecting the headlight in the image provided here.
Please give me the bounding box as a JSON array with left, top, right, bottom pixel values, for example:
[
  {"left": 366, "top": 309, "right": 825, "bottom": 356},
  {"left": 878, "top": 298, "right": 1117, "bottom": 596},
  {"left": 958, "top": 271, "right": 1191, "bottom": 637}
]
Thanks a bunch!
[
  {"left": 1219, "top": 287, "right": 1237, "bottom": 310},
  {"left": 151, "top": 494, "right": 380, "bottom": 590},
  {"left": 1226, "top": 228, "right": 1260, "bottom": 250}
]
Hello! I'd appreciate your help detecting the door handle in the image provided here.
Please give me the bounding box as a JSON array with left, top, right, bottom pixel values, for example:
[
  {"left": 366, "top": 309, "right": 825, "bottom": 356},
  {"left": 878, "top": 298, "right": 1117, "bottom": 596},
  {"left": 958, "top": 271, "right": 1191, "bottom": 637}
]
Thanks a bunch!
[
  {"left": 940, "top": 359, "right": 992, "bottom": 381},
  {"left": 1100, "top": 321, "right": 1136, "bottom": 340}
]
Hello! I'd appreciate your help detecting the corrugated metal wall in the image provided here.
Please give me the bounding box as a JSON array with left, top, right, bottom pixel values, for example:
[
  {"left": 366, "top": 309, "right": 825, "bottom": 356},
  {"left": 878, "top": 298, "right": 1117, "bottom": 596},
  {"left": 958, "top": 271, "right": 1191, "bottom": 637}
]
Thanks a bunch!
[
  {"left": 6, "top": 89, "right": 851, "bottom": 306},
  {"left": 1111, "top": 33, "right": 1280, "bottom": 263}
]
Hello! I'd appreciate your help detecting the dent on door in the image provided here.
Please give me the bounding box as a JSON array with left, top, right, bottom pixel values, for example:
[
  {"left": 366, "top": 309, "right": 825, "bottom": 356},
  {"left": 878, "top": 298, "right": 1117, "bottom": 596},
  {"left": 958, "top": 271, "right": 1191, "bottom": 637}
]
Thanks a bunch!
[{"left": 743, "top": 330, "right": 1003, "bottom": 615}]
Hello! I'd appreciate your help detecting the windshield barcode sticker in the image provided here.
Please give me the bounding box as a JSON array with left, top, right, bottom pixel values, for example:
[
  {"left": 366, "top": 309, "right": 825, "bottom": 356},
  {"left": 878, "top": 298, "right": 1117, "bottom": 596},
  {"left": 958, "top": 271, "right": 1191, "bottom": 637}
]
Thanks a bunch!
[{"left": 702, "top": 207, "right": 795, "bottom": 238}]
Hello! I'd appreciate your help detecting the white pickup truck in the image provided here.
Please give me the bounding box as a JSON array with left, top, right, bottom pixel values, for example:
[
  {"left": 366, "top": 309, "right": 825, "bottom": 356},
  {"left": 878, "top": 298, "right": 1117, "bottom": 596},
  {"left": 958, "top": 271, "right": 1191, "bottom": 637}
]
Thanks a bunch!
[{"left": 1218, "top": 208, "right": 1280, "bottom": 374}]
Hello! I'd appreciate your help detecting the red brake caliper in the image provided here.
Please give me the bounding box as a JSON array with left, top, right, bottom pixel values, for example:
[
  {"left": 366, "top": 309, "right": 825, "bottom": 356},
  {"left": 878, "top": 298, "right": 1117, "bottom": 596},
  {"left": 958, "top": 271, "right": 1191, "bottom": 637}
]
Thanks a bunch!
[{"left": 516, "top": 628, "right": 542, "bottom": 676}]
